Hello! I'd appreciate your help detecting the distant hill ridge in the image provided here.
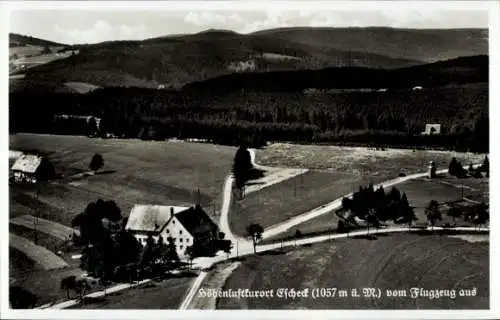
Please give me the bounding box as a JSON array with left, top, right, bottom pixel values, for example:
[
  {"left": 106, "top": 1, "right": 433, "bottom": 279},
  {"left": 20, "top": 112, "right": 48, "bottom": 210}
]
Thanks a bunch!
[
  {"left": 10, "top": 27, "right": 488, "bottom": 89},
  {"left": 9, "top": 33, "right": 66, "bottom": 47}
]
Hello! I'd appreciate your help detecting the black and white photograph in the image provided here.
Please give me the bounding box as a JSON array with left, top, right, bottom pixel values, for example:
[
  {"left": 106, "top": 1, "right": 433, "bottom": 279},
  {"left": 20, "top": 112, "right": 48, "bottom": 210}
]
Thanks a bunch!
[{"left": 1, "top": 0, "right": 498, "bottom": 318}]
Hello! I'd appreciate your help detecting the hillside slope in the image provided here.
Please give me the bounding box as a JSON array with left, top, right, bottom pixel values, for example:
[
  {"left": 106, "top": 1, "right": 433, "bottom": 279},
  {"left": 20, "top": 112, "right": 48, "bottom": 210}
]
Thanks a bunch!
[
  {"left": 9, "top": 33, "right": 66, "bottom": 47},
  {"left": 254, "top": 27, "right": 488, "bottom": 62},
  {"left": 12, "top": 27, "right": 487, "bottom": 89},
  {"left": 9, "top": 33, "right": 71, "bottom": 74}
]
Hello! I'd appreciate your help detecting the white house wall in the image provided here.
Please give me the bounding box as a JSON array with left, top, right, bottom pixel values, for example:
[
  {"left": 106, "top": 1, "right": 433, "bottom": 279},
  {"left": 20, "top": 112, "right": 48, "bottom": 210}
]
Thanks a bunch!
[{"left": 162, "top": 216, "right": 194, "bottom": 257}]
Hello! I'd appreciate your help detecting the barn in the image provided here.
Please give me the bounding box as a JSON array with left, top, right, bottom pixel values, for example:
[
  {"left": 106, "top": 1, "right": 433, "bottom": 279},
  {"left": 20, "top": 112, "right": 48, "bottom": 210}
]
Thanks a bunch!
[{"left": 11, "top": 154, "right": 55, "bottom": 184}]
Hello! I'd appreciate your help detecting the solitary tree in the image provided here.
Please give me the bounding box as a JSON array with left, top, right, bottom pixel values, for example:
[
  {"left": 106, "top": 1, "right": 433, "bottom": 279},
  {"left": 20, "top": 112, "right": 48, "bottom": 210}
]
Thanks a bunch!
[
  {"left": 246, "top": 223, "right": 264, "bottom": 254},
  {"left": 400, "top": 193, "right": 417, "bottom": 230},
  {"left": 473, "top": 202, "right": 489, "bottom": 230},
  {"left": 425, "top": 200, "right": 442, "bottom": 231},
  {"left": 89, "top": 153, "right": 104, "bottom": 172},
  {"left": 221, "top": 240, "right": 233, "bottom": 258},
  {"left": 233, "top": 143, "right": 253, "bottom": 198},
  {"left": 448, "top": 157, "right": 459, "bottom": 176}
]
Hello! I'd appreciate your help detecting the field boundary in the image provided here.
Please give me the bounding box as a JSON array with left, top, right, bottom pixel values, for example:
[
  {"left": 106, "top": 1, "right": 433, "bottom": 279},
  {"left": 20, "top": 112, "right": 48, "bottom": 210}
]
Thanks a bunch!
[
  {"left": 9, "top": 233, "right": 69, "bottom": 270},
  {"left": 10, "top": 215, "right": 79, "bottom": 241}
]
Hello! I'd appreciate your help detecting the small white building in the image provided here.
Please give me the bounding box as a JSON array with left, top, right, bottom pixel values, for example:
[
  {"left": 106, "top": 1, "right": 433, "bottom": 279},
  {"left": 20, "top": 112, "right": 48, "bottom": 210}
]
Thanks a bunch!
[
  {"left": 421, "top": 124, "right": 441, "bottom": 135},
  {"left": 125, "top": 204, "right": 219, "bottom": 258},
  {"left": 11, "top": 154, "right": 55, "bottom": 184},
  {"left": 228, "top": 60, "right": 256, "bottom": 72}
]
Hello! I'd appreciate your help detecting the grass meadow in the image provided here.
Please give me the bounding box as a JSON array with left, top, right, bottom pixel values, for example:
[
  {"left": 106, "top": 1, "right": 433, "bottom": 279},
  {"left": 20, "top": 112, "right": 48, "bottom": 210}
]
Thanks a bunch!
[
  {"left": 219, "top": 234, "right": 489, "bottom": 309},
  {"left": 10, "top": 134, "right": 237, "bottom": 225}
]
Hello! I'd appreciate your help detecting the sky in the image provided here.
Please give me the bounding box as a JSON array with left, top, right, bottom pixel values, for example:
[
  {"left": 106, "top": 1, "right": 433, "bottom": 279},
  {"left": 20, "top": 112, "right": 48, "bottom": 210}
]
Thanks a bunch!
[{"left": 6, "top": 1, "right": 491, "bottom": 45}]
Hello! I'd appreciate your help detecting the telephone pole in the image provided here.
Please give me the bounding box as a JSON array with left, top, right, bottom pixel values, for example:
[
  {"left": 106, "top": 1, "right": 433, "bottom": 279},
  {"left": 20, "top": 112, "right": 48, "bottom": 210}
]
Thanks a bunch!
[
  {"left": 294, "top": 178, "right": 297, "bottom": 198},
  {"left": 33, "top": 187, "right": 41, "bottom": 245}
]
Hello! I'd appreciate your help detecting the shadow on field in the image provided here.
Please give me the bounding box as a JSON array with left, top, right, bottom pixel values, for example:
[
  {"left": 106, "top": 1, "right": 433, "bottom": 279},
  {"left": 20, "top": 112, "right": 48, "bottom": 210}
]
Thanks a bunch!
[
  {"left": 165, "top": 270, "right": 199, "bottom": 278},
  {"left": 96, "top": 170, "right": 116, "bottom": 176},
  {"left": 107, "top": 291, "right": 122, "bottom": 297},
  {"left": 81, "top": 296, "right": 107, "bottom": 305},
  {"left": 10, "top": 286, "right": 38, "bottom": 309},
  {"left": 352, "top": 234, "right": 378, "bottom": 240},
  {"left": 246, "top": 181, "right": 265, "bottom": 187},
  {"left": 247, "top": 168, "right": 266, "bottom": 181},
  {"left": 257, "top": 249, "right": 287, "bottom": 256},
  {"left": 140, "top": 283, "right": 157, "bottom": 290},
  {"left": 229, "top": 257, "right": 247, "bottom": 263}
]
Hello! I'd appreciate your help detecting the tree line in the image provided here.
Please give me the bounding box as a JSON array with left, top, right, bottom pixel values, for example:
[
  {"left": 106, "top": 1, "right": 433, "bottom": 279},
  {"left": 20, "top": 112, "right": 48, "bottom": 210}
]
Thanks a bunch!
[
  {"left": 9, "top": 83, "right": 488, "bottom": 152},
  {"left": 339, "top": 184, "right": 416, "bottom": 232}
]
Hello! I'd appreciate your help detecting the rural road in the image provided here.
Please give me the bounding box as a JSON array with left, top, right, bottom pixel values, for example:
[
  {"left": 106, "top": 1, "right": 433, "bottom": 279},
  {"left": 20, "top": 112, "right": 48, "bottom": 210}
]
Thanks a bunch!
[{"left": 218, "top": 149, "right": 307, "bottom": 245}]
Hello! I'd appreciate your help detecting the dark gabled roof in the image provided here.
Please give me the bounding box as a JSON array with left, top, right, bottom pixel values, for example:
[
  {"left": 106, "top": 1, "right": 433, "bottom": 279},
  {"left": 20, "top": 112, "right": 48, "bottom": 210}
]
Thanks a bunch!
[{"left": 174, "top": 205, "right": 218, "bottom": 236}]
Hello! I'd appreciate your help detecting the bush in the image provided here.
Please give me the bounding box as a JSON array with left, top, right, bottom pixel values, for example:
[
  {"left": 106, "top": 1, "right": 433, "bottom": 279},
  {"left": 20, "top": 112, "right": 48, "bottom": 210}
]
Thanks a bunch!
[
  {"left": 89, "top": 153, "right": 104, "bottom": 172},
  {"left": 337, "top": 220, "right": 348, "bottom": 233},
  {"left": 473, "top": 169, "right": 483, "bottom": 178}
]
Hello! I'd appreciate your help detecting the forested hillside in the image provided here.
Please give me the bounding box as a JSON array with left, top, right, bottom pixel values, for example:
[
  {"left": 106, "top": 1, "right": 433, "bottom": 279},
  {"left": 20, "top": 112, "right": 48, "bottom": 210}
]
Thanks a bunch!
[{"left": 9, "top": 84, "right": 488, "bottom": 152}]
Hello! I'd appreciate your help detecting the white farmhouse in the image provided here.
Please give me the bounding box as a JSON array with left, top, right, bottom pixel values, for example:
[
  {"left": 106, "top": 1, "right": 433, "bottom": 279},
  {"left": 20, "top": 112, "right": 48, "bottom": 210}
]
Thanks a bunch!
[{"left": 125, "top": 204, "right": 219, "bottom": 258}]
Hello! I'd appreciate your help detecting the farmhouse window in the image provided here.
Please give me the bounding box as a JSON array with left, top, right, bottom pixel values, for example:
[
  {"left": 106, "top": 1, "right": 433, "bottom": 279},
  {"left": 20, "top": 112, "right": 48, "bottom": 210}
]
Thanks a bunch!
[
  {"left": 180, "top": 238, "right": 183, "bottom": 242},
  {"left": 180, "top": 245, "right": 183, "bottom": 249},
  {"left": 186, "top": 238, "right": 189, "bottom": 243},
  {"left": 166, "top": 229, "right": 170, "bottom": 233},
  {"left": 180, "top": 230, "right": 183, "bottom": 235}
]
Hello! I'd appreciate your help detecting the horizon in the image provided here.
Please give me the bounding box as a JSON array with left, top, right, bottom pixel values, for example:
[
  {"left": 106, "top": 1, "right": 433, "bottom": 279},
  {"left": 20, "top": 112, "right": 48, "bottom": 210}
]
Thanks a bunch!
[
  {"left": 6, "top": 1, "right": 490, "bottom": 45},
  {"left": 9, "top": 25, "right": 490, "bottom": 46}
]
